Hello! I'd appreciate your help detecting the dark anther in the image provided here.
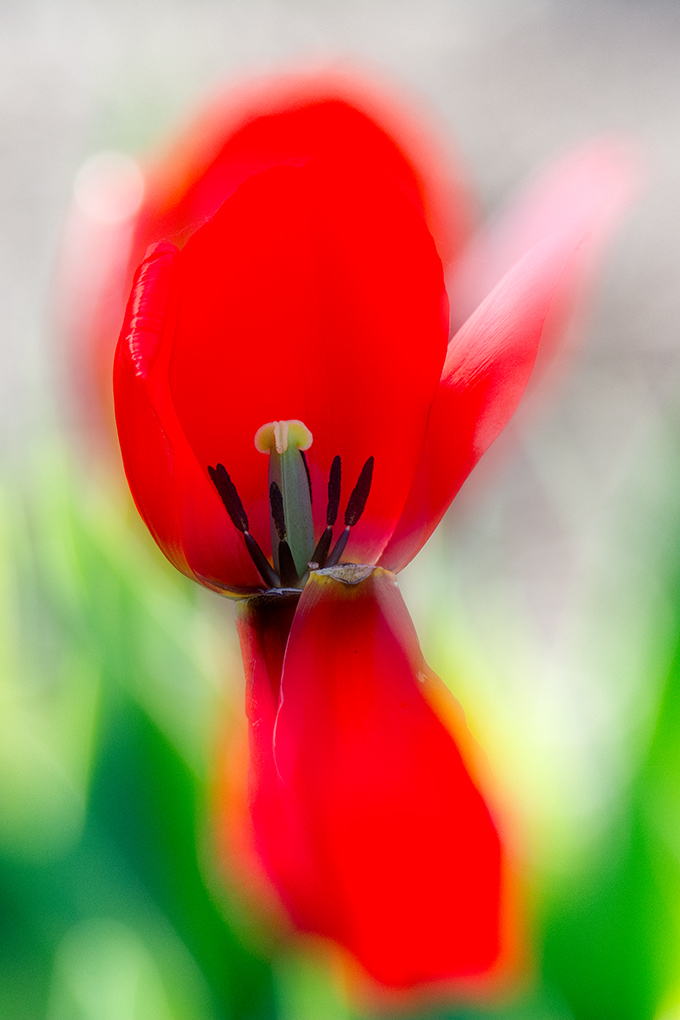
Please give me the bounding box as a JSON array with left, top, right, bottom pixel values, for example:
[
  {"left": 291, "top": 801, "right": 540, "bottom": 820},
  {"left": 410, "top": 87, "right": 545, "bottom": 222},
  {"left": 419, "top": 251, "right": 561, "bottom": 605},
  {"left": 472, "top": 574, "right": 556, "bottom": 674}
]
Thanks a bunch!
[
  {"left": 269, "top": 482, "right": 286, "bottom": 540},
  {"left": 208, "top": 463, "right": 248, "bottom": 532},
  {"left": 244, "top": 533, "right": 280, "bottom": 589},
  {"left": 344, "top": 456, "right": 374, "bottom": 527},
  {"left": 299, "top": 449, "right": 313, "bottom": 503},
  {"left": 325, "top": 456, "right": 375, "bottom": 569},
  {"left": 278, "top": 540, "right": 299, "bottom": 588},
  {"left": 209, "top": 462, "right": 280, "bottom": 589},
  {"left": 327, "top": 455, "right": 341, "bottom": 525},
  {"left": 311, "top": 526, "right": 333, "bottom": 569},
  {"left": 324, "top": 526, "right": 349, "bottom": 568}
]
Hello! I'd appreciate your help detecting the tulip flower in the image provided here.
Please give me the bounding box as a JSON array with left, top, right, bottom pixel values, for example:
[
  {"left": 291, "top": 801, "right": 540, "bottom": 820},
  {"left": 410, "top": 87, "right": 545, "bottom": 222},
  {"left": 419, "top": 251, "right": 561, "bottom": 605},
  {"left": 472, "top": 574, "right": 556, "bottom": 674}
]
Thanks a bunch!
[{"left": 112, "top": 73, "right": 631, "bottom": 990}]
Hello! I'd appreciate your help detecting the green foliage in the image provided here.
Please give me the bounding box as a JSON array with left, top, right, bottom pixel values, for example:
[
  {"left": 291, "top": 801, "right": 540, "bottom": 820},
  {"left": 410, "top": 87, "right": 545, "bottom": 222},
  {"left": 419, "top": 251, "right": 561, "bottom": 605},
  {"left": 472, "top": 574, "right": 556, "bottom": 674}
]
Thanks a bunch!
[{"left": 0, "top": 448, "right": 277, "bottom": 1019}]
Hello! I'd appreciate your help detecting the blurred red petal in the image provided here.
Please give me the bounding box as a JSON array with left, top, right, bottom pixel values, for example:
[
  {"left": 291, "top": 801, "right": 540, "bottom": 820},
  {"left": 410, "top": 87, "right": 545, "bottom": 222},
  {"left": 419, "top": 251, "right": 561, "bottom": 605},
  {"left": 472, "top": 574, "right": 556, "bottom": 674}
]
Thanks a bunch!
[
  {"left": 168, "top": 158, "right": 448, "bottom": 565},
  {"left": 379, "top": 231, "right": 582, "bottom": 571},
  {"left": 138, "top": 69, "right": 471, "bottom": 274},
  {"left": 114, "top": 242, "right": 189, "bottom": 576},
  {"left": 236, "top": 590, "right": 333, "bottom": 930},
  {"left": 62, "top": 72, "right": 471, "bottom": 442},
  {"left": 448, "top": 139, "right": 637, "bottom": 331},
  {"left": 269, "top": 566, "right": 504, "bottom": 988}
]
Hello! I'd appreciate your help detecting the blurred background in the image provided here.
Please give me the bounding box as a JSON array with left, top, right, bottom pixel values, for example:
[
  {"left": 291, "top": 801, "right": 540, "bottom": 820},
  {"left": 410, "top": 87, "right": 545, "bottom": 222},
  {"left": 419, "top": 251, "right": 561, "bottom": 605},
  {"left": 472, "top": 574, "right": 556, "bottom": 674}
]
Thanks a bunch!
[{"left": 1, "top": 0, "right": 680, "bottom": 1017}]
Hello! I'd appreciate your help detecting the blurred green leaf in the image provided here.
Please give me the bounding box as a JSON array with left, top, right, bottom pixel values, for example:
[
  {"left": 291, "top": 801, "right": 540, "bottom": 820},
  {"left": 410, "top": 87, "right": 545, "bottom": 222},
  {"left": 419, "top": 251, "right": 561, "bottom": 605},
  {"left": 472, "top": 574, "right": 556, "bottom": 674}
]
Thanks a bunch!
[{"left": 0, "top": 447, "right": 280, "bottom": 1018}]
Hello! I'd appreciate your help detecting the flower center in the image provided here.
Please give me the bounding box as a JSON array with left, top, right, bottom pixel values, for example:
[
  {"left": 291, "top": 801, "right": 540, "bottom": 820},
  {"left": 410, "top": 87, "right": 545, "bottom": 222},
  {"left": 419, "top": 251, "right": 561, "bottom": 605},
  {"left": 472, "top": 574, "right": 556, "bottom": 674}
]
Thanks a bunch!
[{"left": 208, "top": 419, "right": 374, "bottom": 592}]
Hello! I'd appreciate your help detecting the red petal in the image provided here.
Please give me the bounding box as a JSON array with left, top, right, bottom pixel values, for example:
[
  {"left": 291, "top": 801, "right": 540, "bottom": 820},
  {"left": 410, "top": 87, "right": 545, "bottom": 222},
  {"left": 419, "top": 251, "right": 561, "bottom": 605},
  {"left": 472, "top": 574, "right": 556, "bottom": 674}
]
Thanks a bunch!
[
  {"left": 448, "top": 139, "right": 636, "bottom": 330},
  {"left": 270, "top": 566, "right": 505, "bottom": 988},
  {"left": 379, "top": 232, "right": 582, "bottom": 571},
  {"left": 137, "top": 71, "right": 471, "bottom": 273},
  {"left": 114, "top": 242, "right": 189, "bottom": 576},
  {"left": 235, "top": 591, "right": 334, "bottom": 932},
  {"left": 62, "top": 74, "right": 470, "bottom": 445},
  {"left": 168, "top": 158, "right": 448, "bottom": 564},
  {"left": 114, "top": 243, "right": 264, "bottom": 594}
]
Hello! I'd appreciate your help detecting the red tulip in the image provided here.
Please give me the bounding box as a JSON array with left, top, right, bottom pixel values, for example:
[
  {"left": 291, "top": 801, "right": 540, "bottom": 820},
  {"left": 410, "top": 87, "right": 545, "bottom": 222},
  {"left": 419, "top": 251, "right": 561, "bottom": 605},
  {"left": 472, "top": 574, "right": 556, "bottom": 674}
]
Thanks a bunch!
[{"left": 112, "top": 73, "right": 632, "bottom": 989}]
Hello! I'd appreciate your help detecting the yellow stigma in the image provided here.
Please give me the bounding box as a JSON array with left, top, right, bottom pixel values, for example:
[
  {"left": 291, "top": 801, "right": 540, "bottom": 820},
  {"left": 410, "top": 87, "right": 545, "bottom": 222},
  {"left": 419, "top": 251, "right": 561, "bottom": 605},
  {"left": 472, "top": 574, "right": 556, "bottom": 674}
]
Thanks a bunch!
[{"left": 254, "top": 419, "right": 313, "bottom": 455}]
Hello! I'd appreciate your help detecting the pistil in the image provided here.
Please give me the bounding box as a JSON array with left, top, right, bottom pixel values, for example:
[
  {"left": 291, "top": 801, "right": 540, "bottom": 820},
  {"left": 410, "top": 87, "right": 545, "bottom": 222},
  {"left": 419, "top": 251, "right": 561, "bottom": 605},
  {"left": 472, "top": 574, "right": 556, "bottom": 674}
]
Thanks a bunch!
[{"left": 255, "top": 420, "right": 315, "bottom": 580}]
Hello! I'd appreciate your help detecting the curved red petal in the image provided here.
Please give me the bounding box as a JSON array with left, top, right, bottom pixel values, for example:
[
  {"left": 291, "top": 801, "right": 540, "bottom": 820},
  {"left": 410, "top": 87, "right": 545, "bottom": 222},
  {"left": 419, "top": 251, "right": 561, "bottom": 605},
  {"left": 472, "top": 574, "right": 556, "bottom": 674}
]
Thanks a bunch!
[
  {"left": 168, "top": 158, "right": 448, "bottom": 564},
  {"left": 448, "top": 139, "right": 637, "bottom": 330},
  {"left": 379, "top": 231, "right": 582, "bottom": 572},
  {"left": 137, "top": 70, "right": 471, "bottom": 273},
  {"left": 271, "top": 566, "right": 505, "bottom": 988},
  {"left": 114, "top": 242, "right": 189, "bottom": 576},
  {"left": 114, "top": 243, "right": 264, "bottom": 594},
  {"left": 62, "top": 74, "right": 470, "bottom": 446}
]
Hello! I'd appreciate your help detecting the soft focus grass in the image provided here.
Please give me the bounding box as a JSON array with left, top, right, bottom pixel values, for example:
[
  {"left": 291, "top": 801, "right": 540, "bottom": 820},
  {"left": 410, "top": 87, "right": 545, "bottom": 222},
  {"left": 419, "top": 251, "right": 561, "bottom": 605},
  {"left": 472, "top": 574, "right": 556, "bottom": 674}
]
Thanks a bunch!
[{"left": 0, "top": 446, "right": 277, "bottom": 1019}]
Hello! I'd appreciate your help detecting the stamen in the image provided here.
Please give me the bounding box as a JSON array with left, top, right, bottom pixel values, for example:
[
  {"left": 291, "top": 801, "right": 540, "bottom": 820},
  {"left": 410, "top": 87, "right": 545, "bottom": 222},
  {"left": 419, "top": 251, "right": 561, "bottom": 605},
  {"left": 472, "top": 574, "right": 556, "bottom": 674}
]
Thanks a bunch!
[
  {"left": 309, "top": 455, "right": 342, "bottom": 570},
  {"left": 344, "top": 456, "right": 374, "bottom": 527},
  {"left": 208, "top": 464, "right": 248, "bottom": 533},
  {"left": 278, "top": 540, "right": 299, "bottom": 588},
  {"left": 325, "top": 456, "right": 375, "bottom": 568},
  {"left": 269, "top": 482, "right": 286, "bottom": 540},
  {"left": 209, "top": 462, "right": 280, "bottom": 589},
  {"left": 310, "top": 526, "right": 333, "bottom": 570},
  {"left": 299, "top": 449, "right": 313, "bottom": 504},
  {"left": 325, "top": 526, "right": 349, "bottom": 568},
  {"left": 327, "top": 455, "right": 341, "bottom": 525},
  {"left": 244, "top": 533, "right": 280, "bottom": 589},
  {"left": 210, "top": 444, "right": 374, "bottom": 587}
]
